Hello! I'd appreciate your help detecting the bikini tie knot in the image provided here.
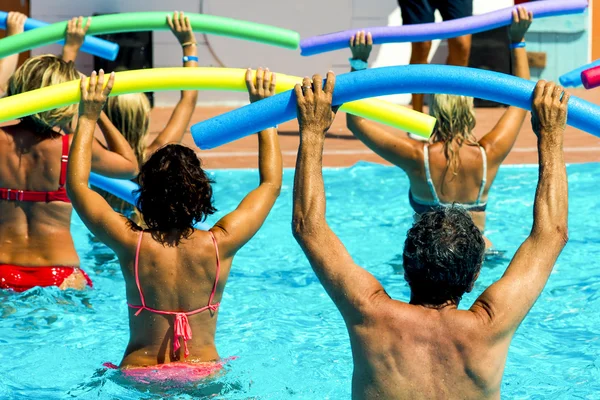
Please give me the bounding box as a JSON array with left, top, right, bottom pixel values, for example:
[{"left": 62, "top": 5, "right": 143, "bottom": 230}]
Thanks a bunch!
[{"left": 173, "top": 313, "right": 192, "bottom": 358}]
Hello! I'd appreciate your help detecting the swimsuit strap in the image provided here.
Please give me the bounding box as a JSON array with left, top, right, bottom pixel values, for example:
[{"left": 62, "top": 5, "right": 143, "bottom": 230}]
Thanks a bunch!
[
  {"left": 133, "top": 230, "right": 147, "bottom": 314},
  {"left": 476, "top": 146, "right": 488, "bottom": 205},
  {"left": 423, "top": 145, "right": 440, "bottom": 204},
  {"left": 58, "top": 134, "right": 69, "bottom": 188}
]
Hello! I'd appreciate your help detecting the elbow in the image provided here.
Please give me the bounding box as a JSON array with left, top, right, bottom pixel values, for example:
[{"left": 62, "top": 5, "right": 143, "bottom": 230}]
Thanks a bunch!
[
  {"left": 532, "top": 223, "right": 569, "bottom": 248},
  {"left": 291, "top": 212, "right": 322, "bottom": 242}
]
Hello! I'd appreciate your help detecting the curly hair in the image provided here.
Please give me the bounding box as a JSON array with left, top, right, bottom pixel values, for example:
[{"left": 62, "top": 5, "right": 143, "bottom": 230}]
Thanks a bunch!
[
  {"left": 133, "top": 144, "right": 216, "bottom": 246},
  {"left": 403, "top": 207, "right": 485, "bottom": 305},
  {"left": 8, "top": 55, "right": 79, "bottom": 132}
]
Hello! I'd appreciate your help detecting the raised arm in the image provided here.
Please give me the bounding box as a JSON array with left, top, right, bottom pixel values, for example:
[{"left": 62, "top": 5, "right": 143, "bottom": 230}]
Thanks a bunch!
[
  {"left": 0, "top": 12, "right": 26, "bottom": 96},
  {"left": 211, "top": 68, "right": 282, "bottom": 258},
  {"left": 292, "top": 72, "right": 386, "bottom": 324},
  {"left": 146, "top": 11, "right": 199, "bottom": 156},
  {"left": 61, "top": 17, "right": 90, "bottom": 63},
  {"left": 67, "top": 71, "right": 134, "bottom": 252},
  {"left": 88, "top": 111, "right": 139, "bottom": 179},
  {"left": 345, "top": 31, "right": 422, "bottom": 171},
  {"left": 479, "top": 7, "right": 532, "bottom": 165},
  {"left": 472, "top": 80, "right": 569, "bottom": 337}
]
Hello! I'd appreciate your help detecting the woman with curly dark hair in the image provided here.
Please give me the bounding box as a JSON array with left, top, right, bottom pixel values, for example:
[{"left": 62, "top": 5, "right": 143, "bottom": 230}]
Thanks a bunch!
[{"left": 67, "top": 68, "right": 282, "bottom": 376}]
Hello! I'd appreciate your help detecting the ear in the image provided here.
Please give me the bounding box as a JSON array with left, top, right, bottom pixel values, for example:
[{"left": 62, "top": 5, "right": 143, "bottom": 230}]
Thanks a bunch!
[{"left": 466, "top": 270, "right": 481, "bottom": 293}]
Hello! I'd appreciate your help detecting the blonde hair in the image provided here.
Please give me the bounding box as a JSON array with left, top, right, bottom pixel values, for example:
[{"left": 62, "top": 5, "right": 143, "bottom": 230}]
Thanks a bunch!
[
  {"left": 103, "top": 93, "right": 151, "bottom": 213},
  {"left": 429, "top": 94, "right": 478, "bottom": 176},
  {"left": 8, "top": 55, "right": 79, "bottom": 132}
]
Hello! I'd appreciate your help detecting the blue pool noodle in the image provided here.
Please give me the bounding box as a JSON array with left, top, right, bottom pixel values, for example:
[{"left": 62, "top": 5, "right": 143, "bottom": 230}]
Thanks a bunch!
[
  {"left": 191, "top": 65, "right": 600, "bottom": 150},
  {"left": 0, "top": 11, "right": 119, "bottom": 61},
  {"left": 88, "top": 173, "right": 209, "bottom": 230},
  {"left": 559, "top": 59, "right": 600, "bottom": 88},
  {"left": 300, "top": 0, "right": 589, "bottom": 56}
]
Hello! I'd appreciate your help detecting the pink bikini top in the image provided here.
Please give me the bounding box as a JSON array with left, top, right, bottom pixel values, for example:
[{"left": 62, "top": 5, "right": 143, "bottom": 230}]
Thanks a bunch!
[{"left": 128, "top": 230, "right": 221, "bottom": 358}]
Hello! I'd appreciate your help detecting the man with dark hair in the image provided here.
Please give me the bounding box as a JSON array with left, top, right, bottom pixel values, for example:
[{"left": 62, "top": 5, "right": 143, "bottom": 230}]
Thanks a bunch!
[{"left": 292, "top": 72, "right": 570, "bottom": 399}]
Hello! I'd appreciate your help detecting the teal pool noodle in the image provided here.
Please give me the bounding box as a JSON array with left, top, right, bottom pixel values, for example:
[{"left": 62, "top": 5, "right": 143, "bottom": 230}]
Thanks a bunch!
[
  {"left": 560, "top": 59, "right": 600, "bottom": 88},
  {"left": 0, "top": 12, "right": 299, "bottom": 59},
  {"left": 191, "top": 65, "right": 600, "bottom": 149},
  {"left": 88, "top": 172, "right": 209, "bottom": 231},
  {"left": 0, "top": 11, "right": 119, "bottom": 60}
]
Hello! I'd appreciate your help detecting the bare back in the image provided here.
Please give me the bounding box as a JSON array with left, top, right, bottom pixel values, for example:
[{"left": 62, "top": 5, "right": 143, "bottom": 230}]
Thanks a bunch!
[
  {"left": 0, "top": 123, "right": 77, "bottom": 266},
  {"left": 406, "top": 141, "right": 501, "bottom": 232},
  {"left": 349, "top": 300, "right": 509, "bottom": 400},
  {"left": 118, "top": 228, "right": 233, "bottom": 367}
]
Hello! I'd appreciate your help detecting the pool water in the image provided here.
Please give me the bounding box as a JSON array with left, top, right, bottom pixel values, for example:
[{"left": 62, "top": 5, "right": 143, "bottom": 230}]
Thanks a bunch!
[{"left": 1, "top": 162, "right": 599, "bottom": 399}]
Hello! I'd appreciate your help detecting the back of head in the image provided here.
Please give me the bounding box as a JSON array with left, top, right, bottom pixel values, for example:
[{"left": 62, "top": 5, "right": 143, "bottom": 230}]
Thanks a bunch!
[
  {"left": 106, "top": 93, "right": 151, "bottom": 166},
  {"left": 134, "top": 144, "right": 216, "bottom": 246},
  {"left": 429, "top": 94, "right": 477, "bottom": 174},
  {"left": 8, "top": 55, "right": 79, "bottom": 132},
  {"left": 403, "top": 207, "right": 485, "bottom": 305}
]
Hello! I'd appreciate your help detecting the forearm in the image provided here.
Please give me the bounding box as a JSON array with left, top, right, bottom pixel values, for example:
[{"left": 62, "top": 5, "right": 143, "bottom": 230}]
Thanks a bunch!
[
  {"left": 511, "top": 45, "right": 530, "bottom": 81},
  {"left": 0, "top": 55, "right": 19, "bottom": 86},
  {"left": 531, "top": 136, "right": 568, "bottom": 242},
  {"left": 257, "top": 128, "right": 282, "bottom": 188},
  {"left": 98, "top": 112, "right": 138, "bottom": 165},
  {"left": 67, "top": 117, "right": 96, "bottom": 192},
  {"left": 292, "top": 134, "right": 327, "bottom": 236},
  {"left": 62, "top": 45, "right": 80, "bottom": 63},
  {"left": 180, "top": 44, "right": 199, "bottom": 103}
]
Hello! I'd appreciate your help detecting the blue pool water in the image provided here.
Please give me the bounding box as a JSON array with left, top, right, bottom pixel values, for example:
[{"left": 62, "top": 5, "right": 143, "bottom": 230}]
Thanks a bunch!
[{"left": 1, "top": 162, "right": 600, "bottom": 399}]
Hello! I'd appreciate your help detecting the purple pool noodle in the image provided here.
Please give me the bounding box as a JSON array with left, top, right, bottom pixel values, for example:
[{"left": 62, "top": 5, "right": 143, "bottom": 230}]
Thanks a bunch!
[
  {"left": 300, "top": 0, "right": 589, "bottom": 56},
  {"left": 191, "top": 65, "right": 600, "bottom": 150},
  {"left": 560, "top": 59, "right": 600, "bottom": 88},
  {"left": 88, "top": 173, "right": 209, "bottom": 230},
  {"left": 0, "top": 11, "right": 119, "bottom": 61}
]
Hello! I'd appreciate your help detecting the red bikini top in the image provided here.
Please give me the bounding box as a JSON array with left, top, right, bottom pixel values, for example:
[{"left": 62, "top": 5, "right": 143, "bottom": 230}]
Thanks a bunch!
[{"left": 0, "top": 134, "right": 70, "bottom": 203}]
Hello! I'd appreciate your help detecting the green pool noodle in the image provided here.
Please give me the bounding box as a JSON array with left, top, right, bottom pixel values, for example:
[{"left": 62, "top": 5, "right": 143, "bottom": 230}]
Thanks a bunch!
[{"left": 0, "top": 12, "right": 300, "bottom": 59}]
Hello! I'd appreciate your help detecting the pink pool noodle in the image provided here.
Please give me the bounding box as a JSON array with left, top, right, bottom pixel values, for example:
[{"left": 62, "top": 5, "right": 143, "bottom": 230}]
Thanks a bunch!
[{"left": 582, "top": 66, "right": 600, "bottom": 90}]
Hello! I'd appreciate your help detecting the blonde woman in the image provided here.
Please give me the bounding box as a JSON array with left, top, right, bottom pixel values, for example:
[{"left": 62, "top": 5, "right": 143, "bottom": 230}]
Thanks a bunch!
[
  {"left": 0, "top": 55, "right": 138, "bottom": 292},
  {"left": 101, "top": 11, "right": 199, "bottom": 217},
  {"left": 346, "top": 8, "right": 533, "bottom": 250}
]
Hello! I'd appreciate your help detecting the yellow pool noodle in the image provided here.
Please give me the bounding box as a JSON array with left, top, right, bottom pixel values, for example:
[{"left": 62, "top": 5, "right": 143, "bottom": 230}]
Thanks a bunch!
[{"left": 0, "top": 68, "right": 435, "bottom": 138}]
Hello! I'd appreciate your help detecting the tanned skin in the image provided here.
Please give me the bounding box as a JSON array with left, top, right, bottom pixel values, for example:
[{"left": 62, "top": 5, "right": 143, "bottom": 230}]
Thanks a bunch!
[{"left": 293, "top": 72, "right": 569, "bottom": 399}]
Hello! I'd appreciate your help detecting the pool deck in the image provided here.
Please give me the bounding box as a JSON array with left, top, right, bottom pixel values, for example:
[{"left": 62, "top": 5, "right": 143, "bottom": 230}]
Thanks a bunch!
[{"left": 151, "top": 87, "right": 598, "bottom": 169}]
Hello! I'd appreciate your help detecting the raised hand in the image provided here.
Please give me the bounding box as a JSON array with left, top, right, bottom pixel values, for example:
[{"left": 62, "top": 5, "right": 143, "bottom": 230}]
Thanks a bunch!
[
  {"left": 509, "top": 6, "right": 533, "bottom": 43},
  {"left": 167, "top": 11, "right": 195, "bottom": 46},
  {"left": 294, "top": 71, "right": 337, "bottom": 137},
  {"left": 531, "top": 80, "right": 569, "bottom": 144},
  {"left": 245, "top": 67, "right": 277, "bottom": 103},
  {"left": 6, "top": 12, "right": 26, "bottom": 36},
  {"left": 349, "top": 31, "right": 373, "bottom": 62},
  {"left": 65, "top": 16, "right": 91, "bottom": 49},
  {"left": 79, "top": 70, "right": 115, "bottom": 121}
]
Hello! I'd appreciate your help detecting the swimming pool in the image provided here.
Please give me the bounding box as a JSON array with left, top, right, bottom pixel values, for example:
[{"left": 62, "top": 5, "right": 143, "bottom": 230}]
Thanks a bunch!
[{"left": 1, "top": 162, "right": 599, "bottom": 399}]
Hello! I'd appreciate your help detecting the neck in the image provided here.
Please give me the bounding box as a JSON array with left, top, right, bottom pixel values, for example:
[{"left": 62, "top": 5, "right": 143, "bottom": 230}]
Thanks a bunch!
[{"left": 409, "top": 293, "right": 459, "bottom": 310}]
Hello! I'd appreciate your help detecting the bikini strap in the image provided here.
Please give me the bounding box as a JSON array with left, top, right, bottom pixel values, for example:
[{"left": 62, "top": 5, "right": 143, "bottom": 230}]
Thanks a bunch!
[
  {"left": 207, "top": 231, "right": 221, "bottom": 309},
  {"left": 476, "top": 146, "right": 488, "bottom": 204},
  {"left": 58, "top": 134, "right": 69, "bottom": 188},
  {"left": 423, "top": 145, "right": 440, "bottom": 204},
  {"left": 133, "top": 230, "right": 146, "bottom": 315}
]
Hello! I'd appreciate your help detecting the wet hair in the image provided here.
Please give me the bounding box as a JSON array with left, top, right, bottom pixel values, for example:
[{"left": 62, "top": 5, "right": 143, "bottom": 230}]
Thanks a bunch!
[
  {"left": 104, "top": 93, "right": 151, "bottom": 213},
  {"left": 8, "top": 55, "right": 79, "bottom": 132},
  {"left": 429, "top": 94, "right": 478, "bottom": 176},
  {"left": 133, "top": 144, "right": 217, "bottom": 246},
  {"left": 403, "top": 207, "right": 485, "bottom": 305}
]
